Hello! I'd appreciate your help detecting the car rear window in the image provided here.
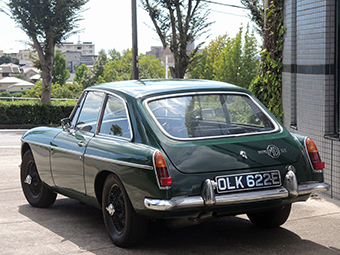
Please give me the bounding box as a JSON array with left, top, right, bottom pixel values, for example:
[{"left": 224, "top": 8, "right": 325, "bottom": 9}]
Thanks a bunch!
[{"left": 146, "top": 93, "right": 279, "bottom": 140}]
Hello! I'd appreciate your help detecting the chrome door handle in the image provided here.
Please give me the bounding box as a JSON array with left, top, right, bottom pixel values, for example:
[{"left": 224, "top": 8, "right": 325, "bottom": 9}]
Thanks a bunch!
[{"left": 77, "top": 141, "right": 86, "bottom": 147}]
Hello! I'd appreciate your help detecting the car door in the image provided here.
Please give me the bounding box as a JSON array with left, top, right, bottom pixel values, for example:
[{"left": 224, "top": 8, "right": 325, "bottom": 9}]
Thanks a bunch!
[{"left": 50, "top": 91, "right": 105, "bottom": 195}]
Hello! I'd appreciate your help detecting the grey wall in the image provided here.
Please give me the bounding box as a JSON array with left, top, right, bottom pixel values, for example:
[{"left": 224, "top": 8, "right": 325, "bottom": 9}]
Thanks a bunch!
[{"left": 282, "top": 0, "right": 339, "bottom": 199}]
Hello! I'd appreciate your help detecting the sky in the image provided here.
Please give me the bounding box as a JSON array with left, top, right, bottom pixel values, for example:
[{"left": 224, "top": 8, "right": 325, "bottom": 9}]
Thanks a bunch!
[{"left": 0, "top": 0, "right": 259, "bottom": 55}]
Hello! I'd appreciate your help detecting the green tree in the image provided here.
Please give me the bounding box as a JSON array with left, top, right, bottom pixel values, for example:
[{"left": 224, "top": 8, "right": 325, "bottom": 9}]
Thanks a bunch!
[
  {"left": 102, "top": 49, "right": 165, "bottom": 82},
  {"left": 81, "top": 69, "right": 96, "bottom": 89},
  {"left": 240, "top": 0, "right": 264, "bottom": 36},
  {"left": 74, "top": 64, "right": 89, "bottom": 84},
  {"left": 0, "top": 55, "right": 19, "bottom": 64},
  {"left": 239, "top": 25, "right": 260, "bottom": 88},
  {"left": 249, "top": 0, "right": 285, "bottom": 121},
  {"left": 189, "top": 35, "right": 228, "bottom": 80},
  {"left": 11, "top": 73, "right": 25, "bottom": 79},
  {"left": 214, "top": 29, "right": 243, "bottom": 85},
  {"left": 139, "top": 54, "right": 165, "bottom": 79},
  {"left": 7, "top": 0, "right": 88, "bottom": 104},
  {"left": 25, "top": 81, "right": 82, "bottom": 99},
  {"left": 108, "top": 49, "right": 122, "bottom": 61},
  {"left": 188, "top": 26, "right": 259, "bottom": 89},
  {"left": 93, "top": 49, "right": 108, "bottom": 80},
  {"left": 141, "top": 0, "right": 212, "bottom": 78},
  {"left": 74, "top": 50, "right": 108, "bottom": 88},
  {"left": 102, "top": 49, "right": 132, "bottom": 82},
  {"left": 52, "top": 50, "right": 70, "bottom": 85}
]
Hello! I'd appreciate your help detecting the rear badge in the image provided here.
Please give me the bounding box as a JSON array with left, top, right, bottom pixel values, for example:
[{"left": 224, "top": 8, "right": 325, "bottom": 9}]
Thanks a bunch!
[{"left": 258, "top": 145, "right": 287, "bottom": 159}]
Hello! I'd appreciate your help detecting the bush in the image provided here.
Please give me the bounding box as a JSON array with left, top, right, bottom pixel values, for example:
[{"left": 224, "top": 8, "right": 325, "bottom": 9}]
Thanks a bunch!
[{"left": 0, "top": 100, "right": 76, "bottom": 126}]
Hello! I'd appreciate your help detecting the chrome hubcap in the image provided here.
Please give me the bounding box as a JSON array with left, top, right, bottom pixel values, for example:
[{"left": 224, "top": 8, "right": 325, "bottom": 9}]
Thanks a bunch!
[
  {"left": 106, "top": 203, "right": 115, "bottom": 216},
  {"left": 24, "top": 175, "right": 32, "bottom": 185}
]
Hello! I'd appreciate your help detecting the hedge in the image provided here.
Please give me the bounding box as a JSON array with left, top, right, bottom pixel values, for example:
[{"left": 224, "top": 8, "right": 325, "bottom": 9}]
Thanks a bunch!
[{"left": 0, "top": 100, "right": 76, "bottom": 126}]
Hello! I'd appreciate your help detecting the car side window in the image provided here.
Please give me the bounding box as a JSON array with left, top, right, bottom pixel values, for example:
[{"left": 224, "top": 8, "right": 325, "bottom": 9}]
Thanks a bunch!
[
  {"left": 70, "top": 92, "right": 87, "bottom": 128},
  {"left": 75, "top": 91, "right": 104, "bottom": 133},
  {"left": 99, "top": 95, "right": 132, "bottom": 140}
]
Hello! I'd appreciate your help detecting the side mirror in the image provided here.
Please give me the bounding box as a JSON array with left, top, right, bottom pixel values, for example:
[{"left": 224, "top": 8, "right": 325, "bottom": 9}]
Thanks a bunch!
[{"left": 61, "top": 118, "right": 71, "bottom": 133}]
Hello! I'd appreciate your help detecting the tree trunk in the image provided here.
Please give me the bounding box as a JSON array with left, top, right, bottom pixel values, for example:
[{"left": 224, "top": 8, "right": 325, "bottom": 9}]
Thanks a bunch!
[{"left": 32, "top": 36, "right": 54, "bottom": 104}]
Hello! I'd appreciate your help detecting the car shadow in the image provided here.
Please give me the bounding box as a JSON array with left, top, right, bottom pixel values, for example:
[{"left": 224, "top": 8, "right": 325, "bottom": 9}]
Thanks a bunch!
[{"left": 18, "top": 197, "right": 340, "bottom": 255}]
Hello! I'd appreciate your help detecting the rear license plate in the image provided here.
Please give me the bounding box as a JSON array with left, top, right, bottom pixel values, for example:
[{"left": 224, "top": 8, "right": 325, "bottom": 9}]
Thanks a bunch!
[{"left": 215, "top": 170, "right": 282, "bottom": 194}]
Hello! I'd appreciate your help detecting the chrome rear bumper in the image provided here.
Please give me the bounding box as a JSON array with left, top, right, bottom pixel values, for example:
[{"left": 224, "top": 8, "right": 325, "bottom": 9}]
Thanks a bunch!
[{"left": 144, "top": 170, "right": 330, "bottom": 211}]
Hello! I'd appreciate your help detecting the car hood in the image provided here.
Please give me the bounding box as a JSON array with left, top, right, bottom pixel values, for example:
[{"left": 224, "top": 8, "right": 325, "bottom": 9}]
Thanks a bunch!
[{"left": 160, "top": 131, "right": 302, "bottom": 174}]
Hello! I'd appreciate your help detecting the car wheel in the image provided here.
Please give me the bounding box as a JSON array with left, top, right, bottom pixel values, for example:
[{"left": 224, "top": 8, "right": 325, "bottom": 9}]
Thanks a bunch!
[
  {"left": 247, "top": 204, "right": 292, "bottom": 228},
  {"left": 102, "top": 174, "right": 147, "bottom": 247},
  {"left": 21, "top": 150, "right": 57, "bottom": 208}
]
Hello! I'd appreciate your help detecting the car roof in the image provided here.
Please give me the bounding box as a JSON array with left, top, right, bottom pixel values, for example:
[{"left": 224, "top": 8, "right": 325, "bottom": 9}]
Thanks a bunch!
[{"left": 89, "top": 79, "right": 249, "bottom": 99}]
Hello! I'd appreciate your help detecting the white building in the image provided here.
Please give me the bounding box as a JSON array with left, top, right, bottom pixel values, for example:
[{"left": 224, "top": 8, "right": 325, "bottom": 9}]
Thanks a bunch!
[
  {"left": 55, "top": 42, "right": 95, "bottom": 56},
  {"left": 0, "top": 77, "right": 34, "bottom": 93}
]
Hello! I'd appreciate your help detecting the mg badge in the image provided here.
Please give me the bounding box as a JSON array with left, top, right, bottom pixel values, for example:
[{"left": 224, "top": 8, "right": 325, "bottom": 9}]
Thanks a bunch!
[
  {"left": 258, "top": 144, "right": 285, "bottom": 158},
  {"left": 266, "top": 145, "right": 281, "bottom": 158}
]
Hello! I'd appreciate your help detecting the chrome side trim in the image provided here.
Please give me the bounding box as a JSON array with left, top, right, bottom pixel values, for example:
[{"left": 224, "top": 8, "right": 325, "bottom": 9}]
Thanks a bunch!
[
  {"left": 50, "top": 146, "right": 83, "bottom": 157},
  {"left": 85, "top": 154, "right": 153, "bottom": 170},
  {"left": 24, "top": 141, "right": 51, "bottom": 150}
]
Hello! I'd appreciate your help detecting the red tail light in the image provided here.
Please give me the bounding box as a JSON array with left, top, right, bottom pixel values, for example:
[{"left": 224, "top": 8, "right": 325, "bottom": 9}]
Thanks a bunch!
[
  {"left": 154, "top": 152, "right": 172, "bottom": 188},
  {"left": 305, "top": 138, "right": 325, "bottom": 171}
]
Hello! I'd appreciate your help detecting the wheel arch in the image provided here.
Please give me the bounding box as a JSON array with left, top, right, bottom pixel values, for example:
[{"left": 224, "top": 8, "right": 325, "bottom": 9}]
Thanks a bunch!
[
  {"left": 95, "top": 171, "right": 120, "bottom": 208},
  {"left": 21, "top": 142, "right": 32, "bottom": 159}
]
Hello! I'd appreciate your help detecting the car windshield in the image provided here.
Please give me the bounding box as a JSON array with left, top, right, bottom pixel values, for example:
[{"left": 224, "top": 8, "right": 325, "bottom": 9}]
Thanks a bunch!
[{"left": 147, "top": 93, "right": 278, "bottom": 139}]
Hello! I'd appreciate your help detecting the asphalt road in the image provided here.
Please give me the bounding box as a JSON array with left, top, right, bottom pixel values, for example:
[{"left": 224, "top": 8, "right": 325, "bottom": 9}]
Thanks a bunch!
[{"left": 1, "top": 129, "right": 340, "bottom": 255}]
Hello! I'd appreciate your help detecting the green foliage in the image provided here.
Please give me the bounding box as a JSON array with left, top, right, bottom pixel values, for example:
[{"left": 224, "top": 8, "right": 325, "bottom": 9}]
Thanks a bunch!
[
  {"left": 0, "top": 92, "right": 11, "bottom": 97},
  {"left": 7, "top": 0, "right": 89, "bottom": 104},
  {"left": 74, "top": 64, "right": 89, "bottom": 84},
  {"left": 0, "top": 100, "right": 75, "bottom": 126},
  {"left": 10, "top": 73, "right": 25, "bottom": 79},
  {"left": 93, "top": 49, "right": 108, "bottom": 79},
  {"left": 138, "top": 54, "right": 165, "bottom": 79},
  {"left": 249, "top": 0, "right": 285, "bottom": 121},
  {"left": 74, "top": 49, "right": 165, "bottom": 86},
  {"left": 141, "top": 0, "right": 212, "bottom": 78},
  {"left": 240, "top": 0, "right": 264, "bottom": 36},
  {"left": 52, "top": 50, "right": 70, "bottom": 85},
  {"left": 0, "top": 55, "right": 19, "bottom": 65},
  {"left": 0, "top": 91, "right": 26, "bottom": 101},
  {"left": 24, "top": 80, "right": 82, "bottom": 99},
  {"left": 188, "top": 25, "right": 259, "bottom": 89}
]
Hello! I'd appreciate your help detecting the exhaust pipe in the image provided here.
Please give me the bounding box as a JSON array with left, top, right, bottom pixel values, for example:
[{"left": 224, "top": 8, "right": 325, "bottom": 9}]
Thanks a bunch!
[{"left": 165, "top": 212, "right": 217, "bottom": 229}]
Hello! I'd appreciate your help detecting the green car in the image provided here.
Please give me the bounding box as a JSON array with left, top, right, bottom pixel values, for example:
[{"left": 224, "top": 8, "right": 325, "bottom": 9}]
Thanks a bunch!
[{"left": 20, "top": 79, "right": 330, "bottom": 247}]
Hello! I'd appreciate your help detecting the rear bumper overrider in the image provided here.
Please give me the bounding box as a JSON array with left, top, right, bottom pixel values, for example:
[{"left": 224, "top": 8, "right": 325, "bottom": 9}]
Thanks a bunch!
[{"left": 144, "top": 170, "right": 330, "bottom": 211}]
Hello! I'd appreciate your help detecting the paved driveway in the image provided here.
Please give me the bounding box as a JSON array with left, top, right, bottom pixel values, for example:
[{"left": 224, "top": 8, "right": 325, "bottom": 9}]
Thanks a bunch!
[{"left": 1, "top": 130, "right": 340, "bottom": 255}]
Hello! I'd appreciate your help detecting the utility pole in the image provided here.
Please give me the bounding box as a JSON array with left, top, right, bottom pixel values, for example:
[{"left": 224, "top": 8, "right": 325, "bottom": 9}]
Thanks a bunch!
[{"left": 132, "top": 0, "right": 139, "bottom": 80}]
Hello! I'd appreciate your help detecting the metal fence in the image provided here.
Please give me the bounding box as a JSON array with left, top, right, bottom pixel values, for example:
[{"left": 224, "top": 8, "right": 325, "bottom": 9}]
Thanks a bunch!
[{"left": 0, "top": 97, "right": 77, "bottom": 102}]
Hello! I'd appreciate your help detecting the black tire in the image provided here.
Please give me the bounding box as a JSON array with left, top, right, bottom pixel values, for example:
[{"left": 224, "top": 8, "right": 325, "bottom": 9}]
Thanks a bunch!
[
  {"left": 21, "top": 150, "right": 57, "bottom": 208},
  {"left": 247, "top": 204, "right": 292, "bottom": 228},
  {"left": 102, "top": 174, "right": 147, "bottom": 247}
]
